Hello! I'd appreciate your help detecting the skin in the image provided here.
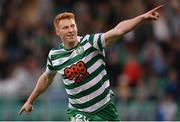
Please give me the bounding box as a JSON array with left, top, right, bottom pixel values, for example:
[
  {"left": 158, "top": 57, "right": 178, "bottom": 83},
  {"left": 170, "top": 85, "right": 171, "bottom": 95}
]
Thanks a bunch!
[
  {"left": 56, "top": 19, "right": 78, "bottom": 49},
  {"left": 19, "top": 5, "right": 163, "bottom": 115}
]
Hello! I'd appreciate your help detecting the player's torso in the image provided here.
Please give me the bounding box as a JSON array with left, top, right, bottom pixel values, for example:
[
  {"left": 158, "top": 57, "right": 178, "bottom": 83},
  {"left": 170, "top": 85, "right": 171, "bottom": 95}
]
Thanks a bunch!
[{"left": 50, "top": 36, "right": 111, "bottom": 112}]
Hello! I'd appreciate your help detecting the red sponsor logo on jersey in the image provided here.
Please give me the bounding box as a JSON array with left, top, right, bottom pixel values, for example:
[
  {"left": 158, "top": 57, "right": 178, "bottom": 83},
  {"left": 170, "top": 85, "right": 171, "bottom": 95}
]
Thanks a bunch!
[{"left": 64, "top": 61, "right": 89, "bottom": 83}]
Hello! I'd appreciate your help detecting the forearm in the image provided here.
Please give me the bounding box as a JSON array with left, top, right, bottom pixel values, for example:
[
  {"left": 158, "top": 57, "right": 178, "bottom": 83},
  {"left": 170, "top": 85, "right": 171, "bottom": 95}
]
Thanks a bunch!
[
  {"left": 26, "top": 72, "right": 54, "bottom": 104},
  {"left": 115, "top": 15, "right": 145, "bottom": 36},
  {"left": 105, "top": 15, "right": 146, "bottom": 46}
]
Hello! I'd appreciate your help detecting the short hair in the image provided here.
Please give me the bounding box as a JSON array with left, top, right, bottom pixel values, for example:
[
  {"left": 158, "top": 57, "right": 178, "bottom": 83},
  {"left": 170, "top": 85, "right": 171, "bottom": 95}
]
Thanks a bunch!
[{"left": 54, "top": 12, "right": 75, "bottom": 29}]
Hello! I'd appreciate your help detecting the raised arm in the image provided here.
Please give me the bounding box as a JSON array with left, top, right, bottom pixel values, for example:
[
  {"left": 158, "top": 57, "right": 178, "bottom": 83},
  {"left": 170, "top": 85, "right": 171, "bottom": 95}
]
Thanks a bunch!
[
  {"left": 19, "top": 71, "right": 56, "bottom": 115},
  {"left": 104, "top": 5, "right": 163, "bottom": 47}
]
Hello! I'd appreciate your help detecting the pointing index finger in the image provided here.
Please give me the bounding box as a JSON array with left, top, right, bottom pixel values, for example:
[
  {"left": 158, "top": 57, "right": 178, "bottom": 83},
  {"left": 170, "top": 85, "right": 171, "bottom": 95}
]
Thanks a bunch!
[
  {"left": 19, "top": 108, "right": 25, "bottom": 115},
  {"left": 151, "top": 4, "right": 164, "bottom": 12}
]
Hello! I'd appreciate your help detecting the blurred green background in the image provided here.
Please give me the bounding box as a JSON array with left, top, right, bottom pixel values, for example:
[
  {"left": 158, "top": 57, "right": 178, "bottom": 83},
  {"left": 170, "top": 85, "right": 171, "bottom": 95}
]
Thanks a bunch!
[{"left": 0, "top": 0, "right": 179, "bottom": 121}]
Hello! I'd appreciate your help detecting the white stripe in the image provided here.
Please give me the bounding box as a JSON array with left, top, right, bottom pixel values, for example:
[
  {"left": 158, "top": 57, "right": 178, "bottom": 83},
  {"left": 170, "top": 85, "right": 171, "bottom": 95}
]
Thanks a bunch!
[
  {"left": 47, "top": 59, "right": 51, "bottom": 65},
  {"left": 101, "top": 33, "right": 105, "bottom": 48},
  {"left": 77, "top": 36, "right": 82, "bottom": 42},
  {"left": 81, "top": 35, "right": 90, "bottom": 43},
  {"left": 52, "top": 51, "right": 77, "bottom": 66},
  {"left": 93, "top": 34, "right": 100, "bottom": 50},
  {"left": 69, "top": 80, "right": 109, "bottom": 104},
  {"left": 87, "top": 58, "right": 105, "bottom": 73},
  {"left": 45, "top": 67, "right": 56, "bottom": 73},
  {"left": 84, "top": 50, "right": 100, "bottom": 63},
  {"left": 69, "top": 93, "right": 111, "bottom": 112},
  {"left": 50, "top": 48, "right": 64, "bottom": 55},
  {"left": 63, "top": 78, "right": 75, "bottom": 85}
]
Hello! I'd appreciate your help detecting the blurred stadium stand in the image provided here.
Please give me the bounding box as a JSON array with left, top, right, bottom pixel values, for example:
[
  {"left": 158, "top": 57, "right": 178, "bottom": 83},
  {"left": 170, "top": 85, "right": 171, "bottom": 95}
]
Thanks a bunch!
[{"left": 0, "top": 0, "right": 179, "bottom": 121}]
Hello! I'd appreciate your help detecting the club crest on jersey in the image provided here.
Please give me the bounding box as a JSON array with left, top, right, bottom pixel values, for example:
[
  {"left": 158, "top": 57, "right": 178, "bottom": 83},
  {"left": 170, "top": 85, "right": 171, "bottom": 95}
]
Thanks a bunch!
[{"left": 76, "top": 46, "right": 84, "bottom": 55}]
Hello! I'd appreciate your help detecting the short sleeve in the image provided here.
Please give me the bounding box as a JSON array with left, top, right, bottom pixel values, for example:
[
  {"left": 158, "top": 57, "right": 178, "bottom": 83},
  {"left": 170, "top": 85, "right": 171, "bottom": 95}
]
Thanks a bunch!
[
  {"left": 46, "top": 51, "right": 56, "bottom": 73},
  {"left": 88, "top": 33, "right": 105, "bottom": 53}
]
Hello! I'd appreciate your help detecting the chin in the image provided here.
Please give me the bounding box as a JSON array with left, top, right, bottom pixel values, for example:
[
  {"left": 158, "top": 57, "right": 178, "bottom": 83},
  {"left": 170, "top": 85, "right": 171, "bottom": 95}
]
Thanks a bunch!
[
  {"left": 70, "top": 37, "right": 77, "bottom": 41},
  {"left": 68, "top": 39, "right": 77, "bottom": 43}
]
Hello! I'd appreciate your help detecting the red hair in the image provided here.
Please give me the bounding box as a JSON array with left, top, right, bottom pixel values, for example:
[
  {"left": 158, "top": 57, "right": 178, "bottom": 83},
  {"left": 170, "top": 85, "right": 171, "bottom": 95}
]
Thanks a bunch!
[{"left": 54, "top": 12, "right": 75, "bottom": 29}]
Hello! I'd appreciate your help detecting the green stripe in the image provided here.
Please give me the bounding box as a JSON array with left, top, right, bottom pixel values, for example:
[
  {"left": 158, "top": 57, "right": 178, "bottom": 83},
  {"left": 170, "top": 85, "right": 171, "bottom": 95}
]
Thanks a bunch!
[
  {"left": 51, "top": 51, "right": 72, "bottom": 60},
  {"left": 65, "top": 64, "right": 105, "bottom": 89},
  {"left": 97, "top": 34, "right": 103, "bottom": 52},
  {"left": 81, "top": 39, "right": 88, "bottom": 46},
  {"left": 90, "top": 100, "right": 111, "bottom": 114},
  {"left": 70, "top": 87, "right": 110, "bottom": 109},
  {"left": 89, "top": 34, "right": 94, "bottom": 46},
  {"left": 86, "top": 54, "right": 104, "bottom": 68},
  {"left": 68, "top": 75, "right": 109, "bottom": 99},
  {"left": 80, "top": 35, "right": 88, "bottom": 43},
  {"left": 48, "top": 56, "right": 53, "bottom": 66},
  {"left": 53, "top": 47, "right": 97, "bottom": 70},
  {"left": 47, "top": 64, "right": 55, "bottom": 70}
]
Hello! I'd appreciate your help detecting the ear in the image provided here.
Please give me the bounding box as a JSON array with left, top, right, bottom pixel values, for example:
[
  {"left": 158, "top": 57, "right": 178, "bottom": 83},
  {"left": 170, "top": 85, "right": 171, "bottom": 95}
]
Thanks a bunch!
[{"left": 55, "top": 28, "right": 59, "bottom": 35}]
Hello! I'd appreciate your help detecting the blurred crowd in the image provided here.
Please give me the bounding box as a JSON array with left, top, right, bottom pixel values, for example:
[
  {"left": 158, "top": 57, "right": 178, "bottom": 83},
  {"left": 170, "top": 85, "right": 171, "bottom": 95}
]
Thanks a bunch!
[{"left": 0, "top": 0, "right": 179, "bottom": 121}]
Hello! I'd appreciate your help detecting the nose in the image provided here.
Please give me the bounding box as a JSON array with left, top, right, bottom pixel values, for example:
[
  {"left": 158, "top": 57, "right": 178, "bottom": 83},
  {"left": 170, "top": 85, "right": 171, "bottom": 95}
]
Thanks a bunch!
[{"left": 68, "top": 27, "right": 74, "bottom": 32}]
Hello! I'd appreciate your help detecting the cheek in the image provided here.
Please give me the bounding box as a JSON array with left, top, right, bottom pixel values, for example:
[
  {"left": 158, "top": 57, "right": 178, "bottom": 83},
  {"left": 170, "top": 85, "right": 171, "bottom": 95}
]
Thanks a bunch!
[
  {"left": 75, "top": 28, "right": 78, "bottom": 33},
  {"left": 59, "top": 31, "right": 66, "bottom": 37}
]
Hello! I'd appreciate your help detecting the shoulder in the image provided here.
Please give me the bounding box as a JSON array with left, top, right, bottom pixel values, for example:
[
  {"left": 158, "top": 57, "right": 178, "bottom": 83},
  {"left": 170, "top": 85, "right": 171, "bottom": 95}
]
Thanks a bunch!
[
  {"left": 79, "top": 33, "right": 104, "bottom": 40},
  {"left": 78, "top": 34, "right": 94, "bottom": 43},
  {"left": 78, "top": 35, "right": 89, "bottom": 42},
  {"left": 48, "top": 43, "right": 64, "bottom": 56}
]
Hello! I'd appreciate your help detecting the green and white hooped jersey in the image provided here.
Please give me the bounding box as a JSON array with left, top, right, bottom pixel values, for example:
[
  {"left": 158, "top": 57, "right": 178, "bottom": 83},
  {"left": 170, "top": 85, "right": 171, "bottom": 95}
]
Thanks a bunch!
[{"left": 46, "top": 33, "right": 111, "bottom": 113}]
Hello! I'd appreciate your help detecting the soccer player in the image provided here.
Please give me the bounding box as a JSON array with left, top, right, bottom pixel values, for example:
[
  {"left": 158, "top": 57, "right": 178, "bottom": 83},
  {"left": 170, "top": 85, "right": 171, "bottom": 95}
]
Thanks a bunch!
[{"left": 19, "top": 5, "right": 163, "bottom": 121}]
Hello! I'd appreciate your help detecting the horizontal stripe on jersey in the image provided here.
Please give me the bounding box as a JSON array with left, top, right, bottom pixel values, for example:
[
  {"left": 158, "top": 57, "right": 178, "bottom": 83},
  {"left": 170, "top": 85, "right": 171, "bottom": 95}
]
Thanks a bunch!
[
  {"left": 68, "top": 74, "right": 109, "bottom": 99},
  {"left": 69, "top": 79, "right": 109, "bottom": 104},
  {"left": 65, "top": 66, "right": 107, "bottom": 94},
  {"left": 69, "top": 93, "right": 111, "bottom": 113},
  {"left": 70, "top": 87, "right": 110, "bottom": 109},
  {"left": 65, "top": 64, "right": 105, "bottom": 89},
  {"left": 53, "top": 47, "right": 97, "bottom": 70},
  {"left": 46, "top": 33, "right": 111, "bottom": 113}
]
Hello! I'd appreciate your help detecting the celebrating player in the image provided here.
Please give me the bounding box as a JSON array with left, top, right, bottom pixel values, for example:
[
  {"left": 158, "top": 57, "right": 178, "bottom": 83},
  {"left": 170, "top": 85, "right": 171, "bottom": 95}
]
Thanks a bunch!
[{"left": 19, "top": 5, "right": 163, "bottom": 121}]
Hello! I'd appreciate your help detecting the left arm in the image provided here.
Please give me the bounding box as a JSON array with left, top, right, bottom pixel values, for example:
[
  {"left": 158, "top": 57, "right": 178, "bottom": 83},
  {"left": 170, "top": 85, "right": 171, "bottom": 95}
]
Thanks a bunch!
[{"left": 104, "top": 5, "right": 163, "bottom": 47}]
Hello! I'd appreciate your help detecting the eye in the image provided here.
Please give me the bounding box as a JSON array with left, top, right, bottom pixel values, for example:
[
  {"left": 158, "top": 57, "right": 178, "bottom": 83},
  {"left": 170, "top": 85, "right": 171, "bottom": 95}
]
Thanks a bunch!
[
  {"left": 63, "top": 26, "right": 68, "bottom": 30},
  {"left": 71, "top": 24, "right": 75, "bottom": 28}
]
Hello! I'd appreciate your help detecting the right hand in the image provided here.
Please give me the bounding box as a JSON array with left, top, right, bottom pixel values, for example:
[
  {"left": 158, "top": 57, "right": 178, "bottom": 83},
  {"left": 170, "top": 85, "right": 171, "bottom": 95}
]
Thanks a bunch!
[
  {"left": 142, "top": 5, "right": 163, "bottom": 21},
  {"left": 18, "top": 102, "right": 34, "bottom": 115}
]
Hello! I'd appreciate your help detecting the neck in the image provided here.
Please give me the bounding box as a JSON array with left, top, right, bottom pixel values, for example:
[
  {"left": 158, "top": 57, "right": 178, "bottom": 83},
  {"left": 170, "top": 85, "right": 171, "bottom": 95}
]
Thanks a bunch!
[{"left": 63, "top": 40, "right": 78, "bottom": 49}]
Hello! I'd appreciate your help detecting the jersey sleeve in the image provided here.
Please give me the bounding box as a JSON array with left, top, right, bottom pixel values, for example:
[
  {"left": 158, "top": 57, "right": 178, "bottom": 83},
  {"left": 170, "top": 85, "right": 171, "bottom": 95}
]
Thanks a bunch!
[
  {"left": 46, "top": 50, "right": 56, "bottom": 73},
  {"left": 88, "top": 33, "right": 105, "bottom": 54}
]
